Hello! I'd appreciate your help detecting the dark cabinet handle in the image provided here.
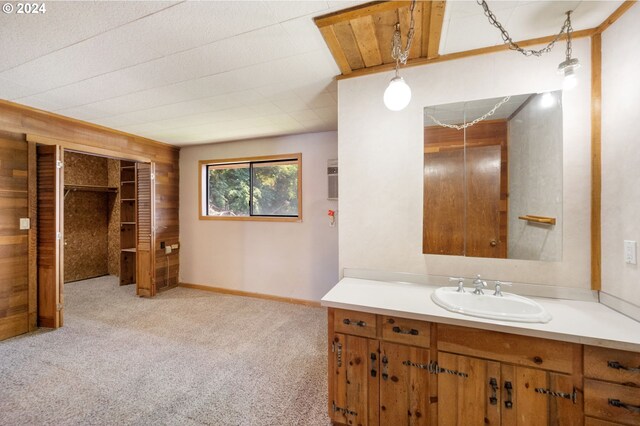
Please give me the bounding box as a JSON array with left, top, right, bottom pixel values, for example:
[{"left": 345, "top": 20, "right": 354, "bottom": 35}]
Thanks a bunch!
[
  {"left": 609, "top": 399, "right": 640, "bottom": 414},
  {"left": 343, "top": 319, "right": 366, "bottom": 327},
  {"left": 370, "top": 353, "right": 377, "bottom": 378},
  {"left": 381, "top": 356, "right": 389, "bottom": 381},
  {"left": 392, "top": 326, "right": 419, "bottom": 335},
  {"left": 608, "top": 360, "right": 640, "bottom": 373},
  {"left": 489, "top": 378, "right": 498, "bottom": 405},
  {"left": 504, "top": 381, "right": 513, "bottom": 409}
]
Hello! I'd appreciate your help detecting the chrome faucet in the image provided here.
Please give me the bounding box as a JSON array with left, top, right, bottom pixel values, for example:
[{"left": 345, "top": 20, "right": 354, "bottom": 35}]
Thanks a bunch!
[
  {"left": 493, "top": 281, "right": 513, "bottom": 297},
  {"left": 449, "top": 277, "right": 466, "bottom": 293},
  {"left": 472, "top": 275, "right": 487, "bottom": 295}
]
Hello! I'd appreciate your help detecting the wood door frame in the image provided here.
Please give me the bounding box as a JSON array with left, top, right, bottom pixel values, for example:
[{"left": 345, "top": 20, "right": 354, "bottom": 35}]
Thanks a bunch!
[{"left": 30, "top": 136, "right": 157, "bottom": 327}]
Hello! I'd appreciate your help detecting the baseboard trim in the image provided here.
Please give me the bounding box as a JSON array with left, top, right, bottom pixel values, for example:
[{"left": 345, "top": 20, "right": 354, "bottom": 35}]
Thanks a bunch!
[
  {"left": 600, "top": 291, "right": 640, "bottom": 322},
  {"left": 178, "top": 283, "right": 321, "bottom": 307}
]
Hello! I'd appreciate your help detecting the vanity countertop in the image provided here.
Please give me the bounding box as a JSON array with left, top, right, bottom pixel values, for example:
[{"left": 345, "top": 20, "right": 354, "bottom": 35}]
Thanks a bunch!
[{"left": 321, "top": 277, "right": 640, "bottom": 352}]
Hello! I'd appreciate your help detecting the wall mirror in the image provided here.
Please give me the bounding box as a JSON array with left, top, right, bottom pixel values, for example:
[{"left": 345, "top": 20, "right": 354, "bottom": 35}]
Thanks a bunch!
[{"left": 423, "top": 91, "right": 563, "bottom": 261}]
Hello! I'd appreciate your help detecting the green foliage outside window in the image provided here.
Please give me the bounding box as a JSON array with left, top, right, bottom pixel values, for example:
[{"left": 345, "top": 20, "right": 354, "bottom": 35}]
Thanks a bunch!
[{"left": 207, "top": 160, "right": 299, "bottom": 217}]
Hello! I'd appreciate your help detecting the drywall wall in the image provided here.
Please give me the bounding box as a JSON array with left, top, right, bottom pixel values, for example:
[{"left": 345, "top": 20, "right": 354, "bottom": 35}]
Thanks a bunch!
[
  {"left": 179, "top": 131, "right": 338, "bottom": 301},
  {"left": 508, "top": 91, "right": 563, "bottom": 261},
  {"left": 601, "top": 5, "right": 640, "bottom": 307},
  {"left": 338, "top": 38, "right": 591, "bottom": 288}
]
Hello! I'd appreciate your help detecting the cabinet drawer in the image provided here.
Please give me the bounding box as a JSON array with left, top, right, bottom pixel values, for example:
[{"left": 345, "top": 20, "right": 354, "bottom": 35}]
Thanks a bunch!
[
  {"left": 333, "top": 309, "right": 377, "bottom": 338},
  {"left": 437, "top": 324, "right": 578, "bottom": 374},
  {"left": 585, "top": 346, "right": 640, "bottom": 386},
  {"left": 380, "top": 316, "right": 430, "bottom": 348},
  {"left": 586, "top": 417, "right": 626, "bottom": 426},
  {"left": 585, "top": 379, "right": 640, "bottom": 426}
]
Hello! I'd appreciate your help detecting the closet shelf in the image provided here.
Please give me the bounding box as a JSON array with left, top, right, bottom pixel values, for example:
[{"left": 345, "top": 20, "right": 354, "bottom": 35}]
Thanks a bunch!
[
  {"left": 64, "top": 184, "right": 118, "bottom": 198},
  {"left": 121, "top": 248, "right": 137, "bottom": 253},
  {"left": 121, "top": 222, "right": 136, "bottom": 225},
  {"left": 121, "top": 181, "right": 135, "bottom": 184},
  {"left": 121, "top": 198, "right": 136, "bottom": 201}
]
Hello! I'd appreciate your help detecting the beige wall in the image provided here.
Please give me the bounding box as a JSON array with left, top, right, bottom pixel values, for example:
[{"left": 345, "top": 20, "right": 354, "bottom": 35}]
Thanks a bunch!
[
  {"left": 601, "top": 6, "right": 640, "bottom": 307},
  {"left": 338, "top": 38, "right": 592, "bottom": 289},
  {"left": 508, "top": 91, "right": 563, "bottom": 261},
  {"left": 179, "top": 131, "right": 339, "bottom": 301}
]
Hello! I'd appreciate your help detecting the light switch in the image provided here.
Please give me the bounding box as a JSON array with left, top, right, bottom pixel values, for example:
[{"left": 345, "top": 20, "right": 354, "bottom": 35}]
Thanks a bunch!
[
  {"left": 165, "top": 246, "right": 172, "bottom": 255},
  {"left": 624, "top": 240, "right": 637, "bottom": 265},
  {"left": 19, "top": 218, "right": 30, "bottom": 230}
]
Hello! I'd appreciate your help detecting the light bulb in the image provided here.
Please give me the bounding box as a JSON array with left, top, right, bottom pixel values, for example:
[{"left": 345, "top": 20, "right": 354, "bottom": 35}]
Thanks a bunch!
[
  {"left": 558, "top": 57, "right": 580, "bottom": 91},
  {"left": 540, "top": 92, "right": 554, "bottom": 108},
  {"left": 563, "top": 70, "right": 578, "bottom": 91},
  {"left": 384, "top": 76, "right": 411, "bottom": 111}
]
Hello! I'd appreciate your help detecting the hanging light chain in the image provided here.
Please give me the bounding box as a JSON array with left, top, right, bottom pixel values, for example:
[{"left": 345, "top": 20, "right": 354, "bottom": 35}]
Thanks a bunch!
[
  {"left": 428, "top": 96, "right": 511, "bottom": 130},
  {"left": 391, "top": 0, "right": 417, "bottom": 66},
  {"left": 565, "top": 11, "right": 574, "bottom": 61},
  {"left": 477, "top": 0, "right": 574, "bottom": 57}
]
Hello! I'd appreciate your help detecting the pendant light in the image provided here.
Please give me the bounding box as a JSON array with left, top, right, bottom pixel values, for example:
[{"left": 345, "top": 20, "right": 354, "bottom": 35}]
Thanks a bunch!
[
  {"left": 384, "top": 2, "right": 416, "bottom": 112},
  {"left": 557, "top": 11, "right": 580, "bottom": 90}
]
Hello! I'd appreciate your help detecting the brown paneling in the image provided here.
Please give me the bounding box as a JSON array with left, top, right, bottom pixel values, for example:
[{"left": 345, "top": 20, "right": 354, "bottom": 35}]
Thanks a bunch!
[
  {"left": 0, "top": 135, "right": 29, "bottom": 340},
  {"left": 350, "top": 15, "right": 383, "bottom": 67},
  {"left": 426, "top": 0, "right": 446, "bottom": 59},
  {"left": 333, "top": 21, "right": 366, "bottom": 70},
  {"left": 64, "top": 151, "right": 108, "bottom": 186},
  {"left": 64, "top": 192, "right": 109, "bottom": 282},
  {"left": 0, "top": 99, "right": 179, "bottom": 308},
  {"left": 107, "top": 159, "right": 120, "bottom": 276},
  {"left": 63, "top": 152, "right": 110, "bottom": 282},
  {"left": 37, "top": 145, "right": 63, "bottom": 328},
  {"left": 136, "top": 162, "right": 154, "bottom": 297}
]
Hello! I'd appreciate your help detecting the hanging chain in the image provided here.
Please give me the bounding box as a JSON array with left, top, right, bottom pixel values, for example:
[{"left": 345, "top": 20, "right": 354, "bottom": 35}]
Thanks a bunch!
[
  {"left": 390, "top": 0, "right": 416, "bottom": 76},
  {"left": 565, "top": 11, "right": 574, "bottom": 61},
  {"left": 478, "top": 0, "right": 573, "bottom": 57},
  {"left": 427, "top": 96, "right": 511, "bottom": 130}
]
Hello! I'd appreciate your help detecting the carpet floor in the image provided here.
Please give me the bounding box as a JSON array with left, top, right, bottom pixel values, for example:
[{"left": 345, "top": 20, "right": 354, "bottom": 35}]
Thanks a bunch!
[{"left": 0, "top": 276, "right": 330, "bottom": 426}]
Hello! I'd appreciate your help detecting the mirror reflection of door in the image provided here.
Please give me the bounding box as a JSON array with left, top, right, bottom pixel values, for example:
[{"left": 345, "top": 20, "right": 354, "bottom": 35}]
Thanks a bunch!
[{"left": 423, "top": 120, "right": 508, "bottom": 259}]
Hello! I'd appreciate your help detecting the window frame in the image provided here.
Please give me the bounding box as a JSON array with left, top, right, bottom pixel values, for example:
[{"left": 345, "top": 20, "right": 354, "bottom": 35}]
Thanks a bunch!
[{"left": 198, "top": 153, "right": 302, "bottom": 222}]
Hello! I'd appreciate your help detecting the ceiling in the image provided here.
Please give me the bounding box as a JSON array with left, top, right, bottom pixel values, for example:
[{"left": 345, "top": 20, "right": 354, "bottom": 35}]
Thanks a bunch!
[{"left": 0, "top": 1, "right": 624, "bottom": 146}]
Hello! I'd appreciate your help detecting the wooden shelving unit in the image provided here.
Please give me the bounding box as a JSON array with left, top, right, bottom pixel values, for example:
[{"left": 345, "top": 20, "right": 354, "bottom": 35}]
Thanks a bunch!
[{"left": 119, "top": 161, "right": 137, "bottom": 285}]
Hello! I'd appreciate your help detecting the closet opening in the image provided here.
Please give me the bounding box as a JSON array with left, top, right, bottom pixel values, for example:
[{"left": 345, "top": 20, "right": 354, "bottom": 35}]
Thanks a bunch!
[{"left": 36, "top": 144, "right": 156, "bottom": 329}]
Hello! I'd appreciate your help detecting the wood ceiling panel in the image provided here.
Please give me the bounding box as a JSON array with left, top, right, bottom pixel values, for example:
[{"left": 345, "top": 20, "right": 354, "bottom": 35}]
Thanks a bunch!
[
  {"left": 333, "top": 21, "right": 366, "bottom": 71},
  {"left": 399, "top": 2, "right": 423, "bottom": 60},
  {"left": 315, "top": 1, "right": 446, "bottom": 75},
  {"left": 350, "top": 16, "right": 383, "bottom": 67},
  {"left": 372, "top": 9, "right": 399, "bottom": 64}
]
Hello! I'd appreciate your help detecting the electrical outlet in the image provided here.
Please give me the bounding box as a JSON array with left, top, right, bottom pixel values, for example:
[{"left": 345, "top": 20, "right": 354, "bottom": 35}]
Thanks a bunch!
[
  {"left": 624, "top": 240, "right": 637, "bottom": 265},
  {"left": 19, "top": 218, "right": 30, "bottom": 230},
  {"left": 171, "top": 243, "right": 179, "bottom": 250},
  {"left": 165, "top": 246, "right": 172, "bottom": 255}
]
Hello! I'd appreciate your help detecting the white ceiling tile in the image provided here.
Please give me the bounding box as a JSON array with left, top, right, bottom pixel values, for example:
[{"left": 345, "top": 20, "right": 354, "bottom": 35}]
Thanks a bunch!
[
  {"left": 0, "top": 77, "right": 37, "bottom": 100},
  {"left": 265, "top": 1, "right": 329, "bottom": 23},
  {"left": 313, "top": 106, "right": 337, "bottom": 121},
  {"left": 249, "top": 102, "right": 284, "bottom": 116},
  {"left": 289, "top": 109, "right": 321, "bottom": 122},
  {"left": 0, "top": 1, "right": 176, "bottom": 72},
  {"left": 272, "top": 96, "right": 310, "bottom": 113},
  {"left": 306, "top": 92, "right": 336, "bottom": 108}
]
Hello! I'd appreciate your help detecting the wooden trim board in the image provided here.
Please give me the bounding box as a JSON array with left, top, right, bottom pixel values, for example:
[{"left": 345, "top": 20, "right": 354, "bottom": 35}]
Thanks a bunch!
[
  {"left": 179, "top": 283, "right": 321, "bottom": 307},
  {"left": 595, "top": 0, "right": 637, "bottom": 34},
  {"left": 591, "top": 33, "right": 602, "bottom": 291},
  {"left": 27, "top": 134, "right": 152, "bottom": 163},
  {"left": 336, "top": 28, "right": 596, "bottom": 80}
]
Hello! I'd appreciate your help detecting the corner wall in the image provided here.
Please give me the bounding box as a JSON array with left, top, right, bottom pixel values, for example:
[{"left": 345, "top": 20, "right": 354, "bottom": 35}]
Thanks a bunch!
[
  {"left": 179, "top": 131, "right": 339, "bottom": 301},
  {"left": 601, "top": 5, "right": 640, "bottom": 307},
  {"left": 338, "top": 38, "right": 592, "bottom": 289}
]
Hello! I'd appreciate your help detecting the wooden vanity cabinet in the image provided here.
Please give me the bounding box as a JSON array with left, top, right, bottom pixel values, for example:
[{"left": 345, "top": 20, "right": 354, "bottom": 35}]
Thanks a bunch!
[
  {"left": 328, "top": 308, "right": 603, "bottom": 426},
  {"left": 583, "top": 346, "right": 640, "bottom": 425},
  {"left": 437, "top": 325, "right": 583, "bottom": 426}
]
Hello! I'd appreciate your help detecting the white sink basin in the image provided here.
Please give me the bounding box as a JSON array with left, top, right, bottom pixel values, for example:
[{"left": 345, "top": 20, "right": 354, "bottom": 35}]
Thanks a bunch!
[{"left": 431, "top": 287, "right": 552, "bottom": 323}]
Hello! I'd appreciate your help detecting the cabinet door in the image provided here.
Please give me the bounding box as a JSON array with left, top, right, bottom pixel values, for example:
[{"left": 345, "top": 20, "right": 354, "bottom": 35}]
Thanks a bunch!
[
  {"left": 380, "top": 342, "right": 431, "bottom": 425},
  {"left": 501, "top": 365, "right": 582, "bottom": 426},
  {"left": 437, "top": 352, "right": 501, "bottom": 426},
  {"left": 331, "top": 333, "right": 379, "bottom": 426}
]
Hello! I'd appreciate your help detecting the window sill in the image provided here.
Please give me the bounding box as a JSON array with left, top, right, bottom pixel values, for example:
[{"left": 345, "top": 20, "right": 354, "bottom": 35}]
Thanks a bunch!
[{"left": 199, "top": 214, "right": 302, "bottom": 223}]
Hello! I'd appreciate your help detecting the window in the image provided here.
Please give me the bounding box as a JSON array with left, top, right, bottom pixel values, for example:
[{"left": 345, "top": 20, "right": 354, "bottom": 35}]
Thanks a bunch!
[{"left": 199, "top": 154, "right": 302, "bottom": 221}]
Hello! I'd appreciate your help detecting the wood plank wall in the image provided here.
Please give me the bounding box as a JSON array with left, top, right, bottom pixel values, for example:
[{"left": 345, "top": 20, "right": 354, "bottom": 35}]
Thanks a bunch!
[
  {"left": 0, "top": 131, "right": 29, "bottom": 340},
  {"left": 0, "top": 100, "right": 179, "bottom": 338}
]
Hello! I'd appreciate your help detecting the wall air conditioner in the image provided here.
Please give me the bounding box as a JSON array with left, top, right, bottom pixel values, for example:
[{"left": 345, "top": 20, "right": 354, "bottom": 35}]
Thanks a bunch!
[{"left": 327, "top": 159, "right": 338, "bottom": 200}]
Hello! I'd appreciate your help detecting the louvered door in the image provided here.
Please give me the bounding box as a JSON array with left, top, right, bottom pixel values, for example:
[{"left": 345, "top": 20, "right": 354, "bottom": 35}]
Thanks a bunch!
[
  {"left": 136, "top": 162, "right": 155, "bottom": 297},
  {"left": 37, "top": 145, "right": 64, "bottom": 327}
]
